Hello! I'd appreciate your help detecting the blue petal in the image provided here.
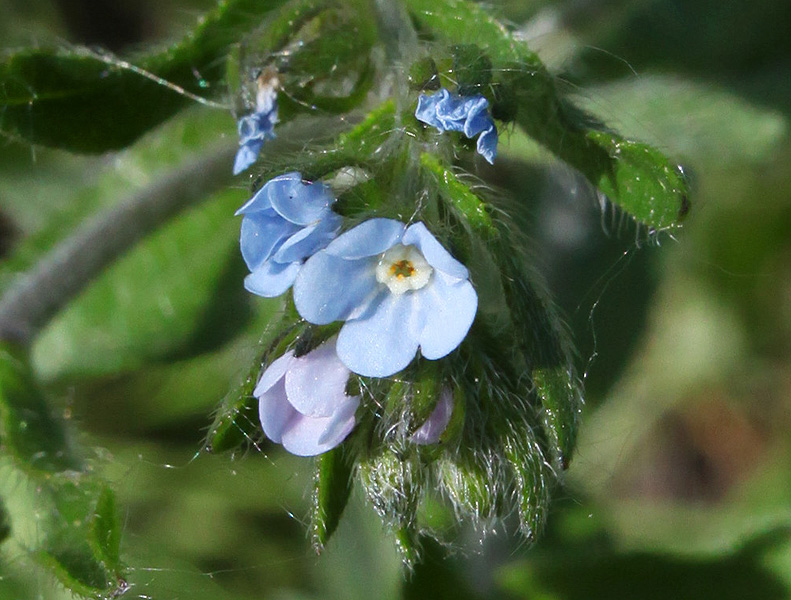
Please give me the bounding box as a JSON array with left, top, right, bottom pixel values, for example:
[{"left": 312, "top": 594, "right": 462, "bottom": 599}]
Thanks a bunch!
[
  {"left": 293, "top": 252, "right": 379, "bottom": 324},
  {"left": 401, "top": 222, "right": 469, "bottom": 280},
  {"left": 336, "top": 292, "right": 425, "bottom": 377},
  {"left": 245, "top": 260, "right": 301, "bottom": 297},
  {"left": 415, "top": 89, "right": 449, "bottom": 129},
  {"left": 238, "top": 114, "right": 264, "bottom": 143},
  {"left": 417, "top": 273, "right": 478, "bottom": 360},
  {"left": 270, "top": 179, "right": 335, "bottom": 226},
  {"left": 280, "top": 394, "right": 359, "bottom": 456},
  {"left": 410, "top": 387, "right": 453, "bottom": 445},
  {"left": 324, "top": 218, "right": 405, "bottom": 259},
  {"left": 272, "top": 212, "right": 341, "bottom": 264},
  {"left": 434, "top": 93, "right": 476, "bottom": 131},
  {"left": 285, "top": 338, "right": 351, "bottom": 417},
  {"left": 477, "top": 126, "right": 498, "bottom": 164},
  {"left": 459, "top": 96, "right": 491, "bottom": 137},
  {"left": 239, "top": 211, "right": 297, "bottom": 270},
  {"left": 233, "top": 139, "right": 264, "bottom": 175}
]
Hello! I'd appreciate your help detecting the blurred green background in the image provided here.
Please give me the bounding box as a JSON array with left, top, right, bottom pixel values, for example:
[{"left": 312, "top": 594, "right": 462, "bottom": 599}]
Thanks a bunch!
[{"left": 2, "top": 0, "right": 791, "bottom": 598}]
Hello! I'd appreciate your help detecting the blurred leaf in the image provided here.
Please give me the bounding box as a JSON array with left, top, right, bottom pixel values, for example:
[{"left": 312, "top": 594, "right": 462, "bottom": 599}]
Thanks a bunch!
[
  {"left": 578, "top": 75, "right": 787, "bottom": 166},
  {"left": 31, "top": 186, "right": 244, "bottom": 379},
  {"left": 405, "top": 0, "right": 690, "bottom": 230},
  {"left": 0, "top": 344, "right": 126, "bottom": 598},
  {"left": 497, "top": 532, "right": 791, "bottom": 600},
  {"left": 311, "top": 445, "right": 355, "bottom": 552},
  {"left": 0, "top": 0, "right": 289, "bottom": 152},
  {"left": 0, "top": 496, "right": 9, "bottom": 545},
  {"left": 0, "top": 343, "right": 81, "bottom": 473},
  {"left": 0, "top": 107, "right": 233, "bottom": 298}
]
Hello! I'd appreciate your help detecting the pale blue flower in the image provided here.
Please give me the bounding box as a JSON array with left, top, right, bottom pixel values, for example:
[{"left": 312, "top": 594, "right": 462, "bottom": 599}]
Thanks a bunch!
[
  {"left": 233, "top": 77, "right": 278, "bottom": 175},
  {"left": 293, "top": 219, "right": 478, "bottom": 378},
  {"left": 237, "top": 172, "right": 341, "bottom": 297},
  {"left": 255, "top": 337, "right": 360, "bottom": 456},
  {"left": 410, "top": 387, "right": 454, "bottom": 445},
  {"left": 415, "top": 88, "right": 498, "bottom": 164}
]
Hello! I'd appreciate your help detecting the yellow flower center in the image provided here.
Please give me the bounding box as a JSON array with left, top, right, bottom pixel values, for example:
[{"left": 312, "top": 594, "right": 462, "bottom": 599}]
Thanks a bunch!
[{"left": 376, "top": 245, "right": 432, "bottom": 295}]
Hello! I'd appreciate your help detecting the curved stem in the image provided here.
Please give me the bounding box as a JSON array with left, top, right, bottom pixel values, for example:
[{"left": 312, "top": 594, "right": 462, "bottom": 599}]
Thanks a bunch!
[{"left": 0, "top": 142, "right": 237, "bottom": 345}]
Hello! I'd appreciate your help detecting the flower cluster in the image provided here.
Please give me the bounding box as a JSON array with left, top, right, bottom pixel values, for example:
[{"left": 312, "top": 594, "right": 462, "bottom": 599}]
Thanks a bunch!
[
  {"left": 415, "top": 88, "right": 498, "bottom": 164},
  {"left": 238, "top": 175, "right": 476, "bottom": 455},
  {"left": 233, "top": 69, "right": 279, "bottom": 175}
]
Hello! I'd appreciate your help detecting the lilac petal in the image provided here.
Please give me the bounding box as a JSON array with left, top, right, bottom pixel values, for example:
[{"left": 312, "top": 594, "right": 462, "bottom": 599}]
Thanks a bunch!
[
  {"left": 244, "top": 260, "right": 302, "bottom": 298},
  {"left": 417, "top": 274, "right": 478, "bottom": 360},
  {"left": 285, "top": 339, "right": 351, "bottom": 417},
  {"left": 294, "top": 252, "right": 379, "bottom": 324},
  {"left": 477, "top": 126, "right": 498, "bottom": 164},
  {"left": 336, "top": 292, "right": 425, "bottom": 377},
  {"left": 254, "top": 352, "right": 296, "bottom": 396},
  {"left": 411, "top": 387, "right": 453, "bottom": 445},
  {"left": 280, "top": 395, "right": 359, "bottom": 456},
  {"left": 324, "top": 218, "right": 405, "bottom": 259},
  {"left": 270, "top": 180, "right": 335, "bottom": 226},
  {"left": 272, "top": 211, "right": 341, "bottom": 264},
  {"left": 255, "top": 352, "right": 297, "bottom": 444},
  {"left": 415, "top": 90, "right": 449, "bottom": 129},
  {"left": 401, "top": 222, "right": 469, "bottom": 280},
  {"left": 233, "top": 140, "right": 264, "bottom": 175},
  {"left": 239, "top": 212, "right": 298, "bottom": 270},
  {"left": 258, "top": 379, "right": 299, "bottom": 444}
]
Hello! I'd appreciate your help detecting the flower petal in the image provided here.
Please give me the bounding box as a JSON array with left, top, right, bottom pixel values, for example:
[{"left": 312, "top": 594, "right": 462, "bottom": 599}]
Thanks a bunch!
[
  {"left": 258, "top": 379, "right": 299, "bottom": 444},
  {"left": 280, "top": 395, "right": 359, "bottom": 456},
  {"left": 417, "top": 274, "right": 477, "bottom": 360},
  {"left": 415, "top": 89, "right": 449, "bottom": 129},
  {"left": 272, "top": 211, "right": 341, "bottom": 264},
  {"left": 285, "top": 339, "right": 351, "bottom": 417},
  {"left": 253, "top": 351, "right": 296, "bottom": 396},
  {"left": 294, "top": 252, "right": 379, "bottom": 324},
  {"left": 270, "top": 179, "right": 335, "bottom": 226},
  {"left": 401, "top": 222, "right": 469, "bottom": 280},
  {"left": 239, "top": 212, "right": 298, "bottom": 270},
  {"left": 245, "top": 260, "right": 301, "bottom": 298},
  {"left": 336, "top": 292, "right": 425, "bottom": 377},
  {"left": 324, "top": 218, "right": 405, "bottom": 259},
  {"left": 233, "top": 139, "right": 264, "bottom": 176},
  {"left": 477, "top": 126, "right": 498, "bottom": 165},
  {"left": 255, "top": 352, "right": 297, "bottom": 444},
  {"left": 410, "top": 387, "right": 453, "bottom": 445}
]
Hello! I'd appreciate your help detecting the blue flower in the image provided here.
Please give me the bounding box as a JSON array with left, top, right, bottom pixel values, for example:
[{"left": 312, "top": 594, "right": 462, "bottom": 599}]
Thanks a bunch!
[
  {"left": 293, "top": 219, "right": 478, "bottom": 378},
  {"left": 410, "top": 387, "right": 454, "bottom": 445},
  {"left": 233, "top": 74, "right": 279, "bottom": 175},
  {"left": 237, "top": 172, "right": 342, "bottom": 297},
  {"left": 415, "top": 88, "right": 498, "bottom": 164},
  {"left": 255, "top": 337, "right": 360, "bottom": 456}
]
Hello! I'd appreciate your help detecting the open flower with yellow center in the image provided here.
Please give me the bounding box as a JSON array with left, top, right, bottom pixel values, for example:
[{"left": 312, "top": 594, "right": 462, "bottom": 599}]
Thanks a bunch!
[{"left": 293, "top": 219, "right": 478, "bottom": 377}]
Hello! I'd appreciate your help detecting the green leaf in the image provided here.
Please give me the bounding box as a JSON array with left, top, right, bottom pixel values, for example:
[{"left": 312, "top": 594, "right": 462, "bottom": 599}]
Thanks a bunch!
[
  {"left": 0, "top": 0, "right": 289, "bottom": 152},
  {"left": 404, "top": 0, "right": 690, "bottom": 230},
  {"left": 37, "top": 478, "right": 127, "bottom": 599},
  {"left": 533, "top": 367, "right": 581, "bottom": 470},
  {"left": 311, "top": 445, "right": 355, "bottom": 552},
  {"left": 0, "top": 343, "right": 81, "bottom": 473},
  {"left": 0, "top": 497, "right": 9, "bottom": 545}
]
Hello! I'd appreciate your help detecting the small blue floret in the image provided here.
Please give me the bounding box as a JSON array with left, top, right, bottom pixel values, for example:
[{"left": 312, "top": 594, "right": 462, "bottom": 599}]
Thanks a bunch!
[
  {"left": 293, "top": 219, "right": 478, "bottom": 378},
  {"left": 237, "top": 172, "right": 341, "bottom": 297},
  {"left": 415, "top": 88, "right": 498, "bottom": 164}
]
